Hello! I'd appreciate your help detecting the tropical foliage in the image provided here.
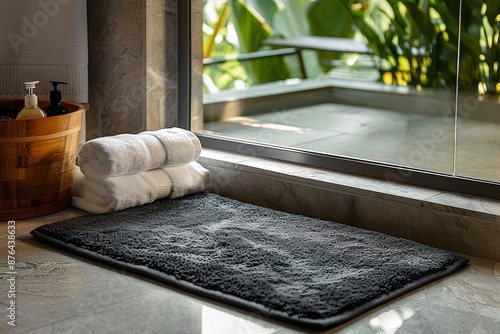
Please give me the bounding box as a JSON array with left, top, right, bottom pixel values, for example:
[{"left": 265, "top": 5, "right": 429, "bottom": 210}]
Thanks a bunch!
[{"left": 203, "top": 0, "right": 500, "bottom": 95}]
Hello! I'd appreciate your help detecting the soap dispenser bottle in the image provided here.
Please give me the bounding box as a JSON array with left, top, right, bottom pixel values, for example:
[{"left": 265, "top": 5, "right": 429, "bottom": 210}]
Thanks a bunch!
[
  {"left": 45, "top": 81, "right": 69, "bottom": 117},
  {"left": 16, "top": 81, "right": 46, "bottom": 120}
]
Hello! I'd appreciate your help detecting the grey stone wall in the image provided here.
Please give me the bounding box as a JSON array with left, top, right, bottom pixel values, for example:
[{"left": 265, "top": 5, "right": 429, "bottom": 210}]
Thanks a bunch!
[{"left": 86, "top": 0, "right": 177, "bottom": 139}]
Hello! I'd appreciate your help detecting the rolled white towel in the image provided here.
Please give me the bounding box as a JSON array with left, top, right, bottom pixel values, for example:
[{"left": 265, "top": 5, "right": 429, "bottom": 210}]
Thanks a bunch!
[
  {"left": 163, "top": 162, "right": 212, "bottom": 199},
  {"left": 71, "top": 162, "right": 211, "bottom": 214},
  {"left": 143, "top": 127, "right": 202, "bottom": 166},
  {"left": 78, "top": 127, "right": 202, "bottom": 176}
]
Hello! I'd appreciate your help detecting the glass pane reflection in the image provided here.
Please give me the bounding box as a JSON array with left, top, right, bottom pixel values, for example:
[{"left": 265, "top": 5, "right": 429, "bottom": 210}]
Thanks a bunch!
[
  {"left": 455, "top": 1, "right": 500, "bottom": 183},
  {"left": 198, "top": 1, "right": 471, "bottom": 177}
]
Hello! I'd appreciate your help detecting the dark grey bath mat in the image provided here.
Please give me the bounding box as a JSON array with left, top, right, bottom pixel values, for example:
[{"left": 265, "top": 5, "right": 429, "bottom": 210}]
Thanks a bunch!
[{"left": 31, "top": 192, "right": 468, "bottom": 330}]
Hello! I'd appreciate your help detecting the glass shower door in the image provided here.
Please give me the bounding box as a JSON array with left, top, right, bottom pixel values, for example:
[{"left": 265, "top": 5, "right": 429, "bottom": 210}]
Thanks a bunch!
[{"left": 455, "top": 1, "right": 500, "bottom": 183}]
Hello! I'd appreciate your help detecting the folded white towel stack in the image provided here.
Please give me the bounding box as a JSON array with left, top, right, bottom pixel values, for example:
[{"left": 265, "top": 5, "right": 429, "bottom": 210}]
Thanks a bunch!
[
  {"left": 78, "top": 127, "right": 202, "bottom": 176},
  {"left": 72, "top": 163, "right": 211, "bottom": 214},
  {"left": 72, "top": 128, "right": 211, "bottom": 214}
]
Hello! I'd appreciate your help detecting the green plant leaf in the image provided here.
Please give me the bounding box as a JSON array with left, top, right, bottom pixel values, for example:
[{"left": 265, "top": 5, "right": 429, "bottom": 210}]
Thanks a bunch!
[
  {"left": 228, "top": 0, "right": 292, "bottom": 84},
  {"left": 306, "top": 0, "right": 355, "bottom": 38},
  {"left": 244, "top": 0, "right": 278, "bottom": 26},
  {"left": 306, "top": 0, "right": 357, "bottom": 72}
]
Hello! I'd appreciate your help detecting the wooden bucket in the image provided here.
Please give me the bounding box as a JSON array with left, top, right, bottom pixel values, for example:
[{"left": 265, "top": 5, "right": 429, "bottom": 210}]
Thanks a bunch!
[{"left": 0, "top": 99, "right": 83, "bottom": 220}]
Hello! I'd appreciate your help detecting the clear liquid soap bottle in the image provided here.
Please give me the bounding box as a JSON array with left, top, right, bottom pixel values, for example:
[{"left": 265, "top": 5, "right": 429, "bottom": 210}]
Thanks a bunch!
[
  {"left": 45, "top": 81, "right": 69, "bottom": 116},
  {"left": 16, "top": 81, "right": 46, "bottom": 120}
]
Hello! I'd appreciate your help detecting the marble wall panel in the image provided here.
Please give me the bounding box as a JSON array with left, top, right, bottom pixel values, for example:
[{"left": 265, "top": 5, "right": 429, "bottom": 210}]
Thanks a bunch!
[
  {"left": 146, "top": 0, "right": 177, "bottom": 130},
  {"left": 86, "top": 0, "right": 177, "bottom": 139},
  {"left": 86, "top": 0, "right": 146, "bottom": 138},
  {"left": 190, "top": 0, "right": 203, "bottom": 131}
]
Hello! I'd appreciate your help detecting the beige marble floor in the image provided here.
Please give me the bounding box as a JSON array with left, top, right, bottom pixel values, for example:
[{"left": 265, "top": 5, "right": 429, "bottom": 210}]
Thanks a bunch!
[
  {"left": 202, "top": 102, "right": 500, "bottom": 183},
  {"left": 1, "top": 207, "right": 499, "bottom": 334}
]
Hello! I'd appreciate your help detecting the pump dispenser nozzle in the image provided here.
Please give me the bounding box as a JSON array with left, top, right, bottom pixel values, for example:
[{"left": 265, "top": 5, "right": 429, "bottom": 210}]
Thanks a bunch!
[
  {"left": 24, "top": 81, "right": 40, "bottom": 106},
  {"left": 45, "top": 81, "right": 69, "bottom": 116},
  {"left": 49, "top": 81, "right": 67, "bottom": 103}
]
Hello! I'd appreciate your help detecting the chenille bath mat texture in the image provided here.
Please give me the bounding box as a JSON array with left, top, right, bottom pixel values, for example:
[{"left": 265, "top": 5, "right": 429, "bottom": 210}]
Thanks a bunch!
[{"left": 31, "top": 192, "right": 468, "bottom": 330}]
